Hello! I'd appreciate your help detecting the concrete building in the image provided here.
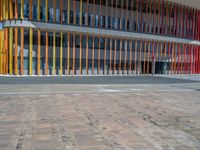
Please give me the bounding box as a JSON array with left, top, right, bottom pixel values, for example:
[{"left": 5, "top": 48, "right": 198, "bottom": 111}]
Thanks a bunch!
[{"left": 0, "top": 0, "right": 200, "bottom": 75}]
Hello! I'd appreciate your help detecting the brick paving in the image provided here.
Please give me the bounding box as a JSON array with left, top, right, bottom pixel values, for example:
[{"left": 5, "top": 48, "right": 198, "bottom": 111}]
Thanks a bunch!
[{"left": 0, "top": 85, "right": 200, "bottom": 150}]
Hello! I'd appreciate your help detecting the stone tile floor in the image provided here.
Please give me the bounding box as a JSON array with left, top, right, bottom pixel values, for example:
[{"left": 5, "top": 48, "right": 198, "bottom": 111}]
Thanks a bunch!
[{"left": 0, "top": 85, "right": 200, "bottom": 150}]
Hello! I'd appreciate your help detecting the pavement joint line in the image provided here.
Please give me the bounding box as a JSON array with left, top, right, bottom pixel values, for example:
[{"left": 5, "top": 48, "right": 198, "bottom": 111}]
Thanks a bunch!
[{"left": 0, "top": 89, "right": 196, "bottom": 96}]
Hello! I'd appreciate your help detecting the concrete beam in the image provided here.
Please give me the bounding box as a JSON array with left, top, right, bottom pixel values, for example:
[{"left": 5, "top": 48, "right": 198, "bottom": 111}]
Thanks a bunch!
[{"left": 3, "top": 20, "right": 200, "bottom": 46}]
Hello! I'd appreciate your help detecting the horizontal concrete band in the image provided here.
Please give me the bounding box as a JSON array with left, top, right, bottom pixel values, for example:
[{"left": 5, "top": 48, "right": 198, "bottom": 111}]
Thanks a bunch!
[{"left": 3, "top": 20, "right": 200, "bottom": 46}]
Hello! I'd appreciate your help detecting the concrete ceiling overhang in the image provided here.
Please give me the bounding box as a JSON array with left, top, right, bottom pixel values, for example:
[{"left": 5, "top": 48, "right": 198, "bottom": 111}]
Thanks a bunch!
[
  {"left": 167, "top": 0, "right": 200, "bottom": 9},
  {"left": 3, "top": 20, "right": 200, "bottom": 46}
]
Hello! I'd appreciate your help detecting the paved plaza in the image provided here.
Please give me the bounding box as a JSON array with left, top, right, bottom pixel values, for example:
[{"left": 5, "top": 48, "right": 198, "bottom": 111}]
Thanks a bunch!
[{"left": 0, "top": 76, "right": 200, "bottom": 150}]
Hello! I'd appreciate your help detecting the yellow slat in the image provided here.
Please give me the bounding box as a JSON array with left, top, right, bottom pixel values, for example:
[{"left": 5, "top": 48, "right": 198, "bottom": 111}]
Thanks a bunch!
[
  {"left": 9, "top": 28, "right": 13, "bottom": 75},
  {"left": 21, "top": 0, "right": 24, "bottom": 19},
  {"left": 60, "top": 32, "right": 63, "bottom": 75}
]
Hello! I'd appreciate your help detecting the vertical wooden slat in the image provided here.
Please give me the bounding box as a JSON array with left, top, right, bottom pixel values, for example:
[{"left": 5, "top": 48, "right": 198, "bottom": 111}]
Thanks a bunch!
[
  {"left": 53, "top": 0, "right": 56, "bottom": 23},
  {"left": 184, "top": 44, "right": 187, "bottom": 74},
  {"left": 153, "top": 0, "right": 156, "bottom": 34},
  {"left": 152, "top": 41, "right": 155, "bottom": 74},
  {"left": 79, "top": 34, "right": 82, "bottom": 75},
  {"left": 160, "top": 42, "right": 163, "bottom": 58},
  {"left": 53, "top": 32, "right": 56, "bottom": 75},
  {"left": 166, "top": 0, "right": 168, "bottom": 35},
  {"left": 0, "top": 0, "right": 2, "bottom": 21},
  {"left": 29, "top": 28, "right": 33, "bottom": 75},
  {"left": 145, "top": 0, "right": 148, "bottom": 33},
  {"left": 124, "top": 40, "right": 127, "bottom": 73},
  {"left": 176, "top": 4, "right": 179, "bottom": 37},
  {"left": 125, "top": 0, "right": 129, "bottom": 31},
  {"left": 119, "top": 40, "right": 122, "bottom": 72},
  {"left": 46, "top": 0, "right": 48, "bottom": 22},
  {"left": 73, "top": 34, "right": 75, "bottom": 75},
  {"left": 80, "top": 0, "right": 82, "bottom": 25},
  {"left": 104, "top": 38, "right": 107, "bottom": 74},
  {"left": 86, "top": 34, "right": 89, "bottom": 75},
  {"left": 5, "top": 29, "right": 8, "bottom": 74},
  {"left": 186, "top": 7, "right": 188, "bottom": 39},
  {"left": 9, "top": 0, "right": 12, "bottom": 19},
  {"left": 21, "top": 0, "right": 24, "bottom": 19},
  {"left": 143, "top": 41, "right": 146, "bottom": 74},
  {"left": 136, "top": 0, "right": 138, "bottom": 32},
  {"left": 174, "top": 43, "right": 177, "bottom": 74},
  {"left": 109, "top": 38, "right": 112, "bottom": 73},
  {"left": 158, "top": 0, "right": 161, "bottom": 34},
  {"left": 181, "top": 44, "right": 184, "bottom": 74},
  {"left": 98, "top": 36, "right": 101, "bottom": 74},
  {"left": 110, "top": 0, "right": 113, "bottom": 29},
  {"left": 156, "top": 41, "right": 159, "bottom": 59},
  {"left": 14, "top": 0, "right": 18, "bottom": 19},
  {"left": 130, "top": 40, "right": 133, "bottom": 73},
  {"left": 178, "top": 43, "right": 180, "bottom": 74},
  {"left": 0, "top": 31, "right": 2, "bottom": 74},
  {"left": 92, "top": 36, "right": 95, "bottom": 74},
  {"left": 37, "top": 29, "right": 40, "bottom": 75},
  {"left": 67, "top": 32, "right": 70, "bottom": 75},
  {"left": 60, "top": 0, "right": 63, "bottom": 23},
  {"left": 192, "top": 45, "right": 195, "bottom": 74},
  {"left": 192, "top": 10, "right": 195, "bottom": 40},
  {"left": 134, "top": 40, "right": 137, "bottom": 75},
  {"left": 92, "top": 0, "right": 95, "bottom": 27},
  {"left": 99, "top": 0, "right": 102, "bottom": 28},
  {"left": 2, "top": 0, "right": 5, "bottom": 20},
  {"left": 187, "top": 44, "right": 190, "bottom": 74},
  {"left": 120, "top": 0, "right": 124, "bottom": 30},
  {"left": 149, "top": 0, "right": 152, "bottom": 33},
  {"left": 60, "top": 32, "right": 63, "bottom": 75},
  {"left": 131, "top": 0, "right": 134, "bottom": 32},
  {"left": 147, "top": 41, "right": 150, "bottom": 74},
  {"left": 38, "top": 0, "right": 40, "bottom": 21},
  {"left": 6, "top": 1, "right": 10, "bottom": 20},
  {"left": 182, "top": 6, "right": 185, "bottom": 38},
  {"left": 30, "top": 0, "right": 32, "bottom": 20},
  {"left": 189, "top": 45, "right": 192, "bottom": 74},
  {"left": 67, "top": 0, "right": 70, "bottom": 24},
  {"left": 9, "top": 28, "right": 13, "bottom": 75},
  {"left": 14, "top": 28, "right": 18, "bottom": 75},
  {"left": 198, "top": 46, "right": 200, "bottom": 74},
  {"left": 139, "top": 41, "right": 142, "bottom": 74},
  {"left": 140, "top": 0, "right": 143, "bottom": 32},
  {"left": 45, "top": 32, "right": 48, "bottom": 75},
  {"left": 114, "top": 39, "right": 117, "bottom": 74},
  {"left": 164, "top": 42, "right": 167, "bottom": 58},
  {"left": 161, "top": 0, "right": 164, "bottom": 34},
  {"left": 171, "top": 43, "right": 174, "bottom": 74}
]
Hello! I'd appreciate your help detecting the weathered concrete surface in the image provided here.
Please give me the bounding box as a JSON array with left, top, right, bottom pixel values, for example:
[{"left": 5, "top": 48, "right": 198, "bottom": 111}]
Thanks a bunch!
[{"left": 0, "top": 83, "right": 200, "bottom": 150}]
